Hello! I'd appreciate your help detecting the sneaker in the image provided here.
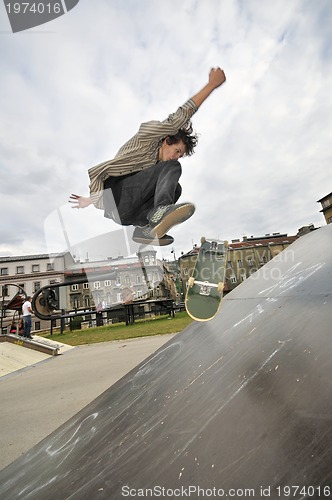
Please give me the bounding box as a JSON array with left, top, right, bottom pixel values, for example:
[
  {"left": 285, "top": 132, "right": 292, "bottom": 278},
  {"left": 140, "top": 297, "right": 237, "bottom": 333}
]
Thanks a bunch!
[
  {"left": 148, "top": 203, "right": 195, "bottom": 239},
  {"left": 132, "top": 226, "right": 174, "bottom": 246}
]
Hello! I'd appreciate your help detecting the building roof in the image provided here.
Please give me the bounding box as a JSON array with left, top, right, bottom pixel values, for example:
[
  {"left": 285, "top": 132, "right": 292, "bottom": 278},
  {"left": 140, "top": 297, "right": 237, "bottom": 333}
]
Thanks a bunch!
[
  {"left": 179, "top": 234, "right": 298, "bottom": 259},
  {"left": 317, "top": 192, "right": 332, "bottom": 203},
  {"left": 0, "top": 253, "right": 65, "bottom": 263},
  {"left": 229, "top": 235, "right": 298, "bottom": 249}
]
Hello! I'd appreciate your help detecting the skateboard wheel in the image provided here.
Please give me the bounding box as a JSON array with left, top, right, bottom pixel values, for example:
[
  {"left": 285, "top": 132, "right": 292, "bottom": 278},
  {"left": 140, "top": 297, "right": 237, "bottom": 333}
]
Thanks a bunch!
[
  {"left": 218, "top": 282, "right": 224, "bottom": 293},
  {"left": 188, "top": 277, "right": 195, "bottom": 288}
]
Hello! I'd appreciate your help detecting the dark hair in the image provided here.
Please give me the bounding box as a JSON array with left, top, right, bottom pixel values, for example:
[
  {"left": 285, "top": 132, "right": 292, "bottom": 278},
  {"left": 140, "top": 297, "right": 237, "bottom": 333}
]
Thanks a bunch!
[{"left": 166, "top": 121, "right": 198, "bottom": 156}]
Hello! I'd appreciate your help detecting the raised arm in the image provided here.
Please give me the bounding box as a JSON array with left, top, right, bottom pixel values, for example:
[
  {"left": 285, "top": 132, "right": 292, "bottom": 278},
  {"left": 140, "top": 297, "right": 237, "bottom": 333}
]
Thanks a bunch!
[{"left": 191, "top": 67, "right": 226, "bottom": 108}]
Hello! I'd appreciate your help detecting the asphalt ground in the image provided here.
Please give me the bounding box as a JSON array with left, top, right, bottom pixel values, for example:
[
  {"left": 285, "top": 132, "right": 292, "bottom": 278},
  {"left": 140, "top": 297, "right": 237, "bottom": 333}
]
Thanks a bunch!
[{"left": 0, "top": 334, "right": 175, "bottom": 471}]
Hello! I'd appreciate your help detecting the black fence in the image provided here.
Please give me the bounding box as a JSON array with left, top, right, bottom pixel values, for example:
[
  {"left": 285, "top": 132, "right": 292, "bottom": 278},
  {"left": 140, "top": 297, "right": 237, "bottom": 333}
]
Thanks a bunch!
[{"left": 63, "top": 298, "right": 177, "bottom": 333}]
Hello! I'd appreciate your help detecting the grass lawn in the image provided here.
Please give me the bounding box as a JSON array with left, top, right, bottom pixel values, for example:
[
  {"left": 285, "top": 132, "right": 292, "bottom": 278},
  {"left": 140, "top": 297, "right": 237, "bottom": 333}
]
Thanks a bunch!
[{"left": 40, "top": 311, "right": 193, "bottom": 346}]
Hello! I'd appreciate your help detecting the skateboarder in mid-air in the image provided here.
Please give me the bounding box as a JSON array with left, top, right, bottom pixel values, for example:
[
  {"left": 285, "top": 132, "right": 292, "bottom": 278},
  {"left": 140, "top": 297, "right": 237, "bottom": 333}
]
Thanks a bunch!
[{"left": 70, "top": 67, "right": 226, "bottom": 246}]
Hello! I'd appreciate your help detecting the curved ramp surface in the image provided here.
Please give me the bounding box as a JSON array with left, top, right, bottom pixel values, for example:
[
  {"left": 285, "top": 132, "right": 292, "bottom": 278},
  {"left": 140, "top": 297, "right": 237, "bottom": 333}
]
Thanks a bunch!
[{"left": 0, "top": 226, "right": 331, "bottom": 499}]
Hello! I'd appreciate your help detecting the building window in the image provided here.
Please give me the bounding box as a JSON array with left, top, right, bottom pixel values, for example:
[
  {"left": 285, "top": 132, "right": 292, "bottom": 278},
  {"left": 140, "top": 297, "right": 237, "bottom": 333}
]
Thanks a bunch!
[
  {"left": 247, "top": 257, "right": 254, "bottom": 267},
  {"left": 0, "top": 268, "right": 8, "bottom": 276},
  {"left": 115, "top": 276, "right": 121, "bottom": 285},
  {"left": 136, "top": 275, "right": 142, "bottom": 284},
  {"left": 104, "top": 280, "right": 111, "bottom": 287},
  {"left": 32, "top": 265, "right": 40, "bottom": 273},
  {"left": 230, "top": 276, "right": 237, "bottom": 284},
  {"left": 83, "top": 283, "right": 89, "bottom": 289},
  {"left": 16, "top": 266, "right": 24, "bottom": 274},
  {"left": 47, "top": 263, "right": 54, "bottom": 271},
  {"left": 34, "top": 282, "right": 41, "bottom": 292},
  {"left": 71, "top": 284, "right": 79, "bottom": 291},
  {"left": 49, "top": 280, "right": 58, "bottom": 285},
  {"left": 322, "top": 198, "right": 332, "bottom": 209},
  {"left": 237, "top": 259, "right": 243, "bottom": 268},
  {"left": 125, "top": 276, "right": 130, "bottom": 285},
  {"left": 94, "top": 281, "right": 100, "bottom": 289},
  {"left": 227, "top": 261, "right": 233, "bottom": 269}
]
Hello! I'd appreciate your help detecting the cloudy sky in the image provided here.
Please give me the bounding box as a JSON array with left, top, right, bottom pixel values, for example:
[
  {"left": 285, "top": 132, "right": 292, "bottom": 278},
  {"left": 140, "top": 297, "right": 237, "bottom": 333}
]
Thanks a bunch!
[{"left": 1, "top": 0, "right": 331, "bottom": 262}]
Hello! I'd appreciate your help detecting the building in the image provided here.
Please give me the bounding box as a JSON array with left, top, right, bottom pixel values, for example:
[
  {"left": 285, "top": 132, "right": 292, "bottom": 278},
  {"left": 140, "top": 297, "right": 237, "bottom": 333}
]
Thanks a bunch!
[
  {"left": 317, "top": 192, "right": 332, "bottom": 225},
  {"left": 162, "top": 259, "right": 182, "bottom": 303},
  {"left": 0, "top": 249, "right": 176, "bottom": 333},
  {"left": 179, "top": 233, "right": 299, "bottom": 294},
  {"left": 63, "top": 249, "right": 167, "bottom": 311},
  {"left": 0, "top": 252, "right": 74, "bottom": 333},
  {"left": 224, "top": 233, "right": 298, "bottom": 292}
]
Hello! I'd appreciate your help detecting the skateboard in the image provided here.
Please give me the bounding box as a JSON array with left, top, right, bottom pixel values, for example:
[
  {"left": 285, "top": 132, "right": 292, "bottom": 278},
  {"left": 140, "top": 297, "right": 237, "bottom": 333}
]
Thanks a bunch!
[{"left": 185, "top": 237, "right": 228, "bottom": 322}]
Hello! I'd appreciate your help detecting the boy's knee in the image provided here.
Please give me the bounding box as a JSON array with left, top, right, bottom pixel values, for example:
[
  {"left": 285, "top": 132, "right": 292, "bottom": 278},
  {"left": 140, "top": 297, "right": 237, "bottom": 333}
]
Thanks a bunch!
[
  {"left": 158, "top": 159, "right": 182, "bottom": 174},
  {"left": 166, "top": 159, "right": 182, "bottom": 172}
]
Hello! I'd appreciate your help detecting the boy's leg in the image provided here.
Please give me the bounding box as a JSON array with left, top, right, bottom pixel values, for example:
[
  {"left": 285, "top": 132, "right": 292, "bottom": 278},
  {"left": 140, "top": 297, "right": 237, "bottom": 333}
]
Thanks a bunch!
[
  {"left": 145, "top": 161, "right": 195, "bottom": 239},
  {"left": 103, "top": 160, "right": 195, "bottom": 242},
  {"left": 103, "top": 160, "right": 182, "bottom": 226}
]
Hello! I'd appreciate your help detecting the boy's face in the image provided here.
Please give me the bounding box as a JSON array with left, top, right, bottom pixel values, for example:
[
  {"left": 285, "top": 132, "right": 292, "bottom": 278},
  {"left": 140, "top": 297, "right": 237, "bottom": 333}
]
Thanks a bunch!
[{"left": 158, "top": 138, "right": 186, "bottom": 162}]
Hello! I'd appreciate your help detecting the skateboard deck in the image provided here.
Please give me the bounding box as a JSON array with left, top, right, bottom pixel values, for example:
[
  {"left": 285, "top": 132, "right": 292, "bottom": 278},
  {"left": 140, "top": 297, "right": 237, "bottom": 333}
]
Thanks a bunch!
[{"left": 185, "top": 237, "right": 228, "bottom": 322}]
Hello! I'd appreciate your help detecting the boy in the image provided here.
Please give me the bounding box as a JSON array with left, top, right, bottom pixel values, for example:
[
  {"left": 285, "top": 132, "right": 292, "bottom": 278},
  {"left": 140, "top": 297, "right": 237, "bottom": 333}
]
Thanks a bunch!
[{"left": 70, "top": 67, "right": 226, "bottom": 246}]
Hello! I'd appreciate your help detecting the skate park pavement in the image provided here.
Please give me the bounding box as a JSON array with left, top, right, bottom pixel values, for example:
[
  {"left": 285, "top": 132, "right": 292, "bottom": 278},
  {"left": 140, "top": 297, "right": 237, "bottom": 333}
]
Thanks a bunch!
[
  {"left": 0, "top": 333, "right": 175, "bottom": 470},
  {"left": 0, "top": 226, "right": 331, "bottom": 499}
]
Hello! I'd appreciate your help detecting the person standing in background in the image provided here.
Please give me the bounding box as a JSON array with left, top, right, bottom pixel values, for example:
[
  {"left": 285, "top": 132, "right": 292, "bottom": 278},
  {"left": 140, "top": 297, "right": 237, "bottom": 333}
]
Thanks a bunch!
[{"left": 22, "top": 296, "right": 33, "bottom": 339}]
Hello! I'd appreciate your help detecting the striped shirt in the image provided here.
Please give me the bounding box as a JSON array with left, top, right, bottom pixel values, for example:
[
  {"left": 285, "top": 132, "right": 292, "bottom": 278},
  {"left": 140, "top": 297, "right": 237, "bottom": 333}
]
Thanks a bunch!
[{"left": 88, "top": 98, "right": 198, "bottom": 209}]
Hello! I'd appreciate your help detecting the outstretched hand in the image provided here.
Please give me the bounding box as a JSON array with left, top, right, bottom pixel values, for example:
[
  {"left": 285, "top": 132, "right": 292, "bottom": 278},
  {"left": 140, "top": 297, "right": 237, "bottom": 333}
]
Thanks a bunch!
[{"left": 69, "top": 194, "right": 93, "bottom": 209}]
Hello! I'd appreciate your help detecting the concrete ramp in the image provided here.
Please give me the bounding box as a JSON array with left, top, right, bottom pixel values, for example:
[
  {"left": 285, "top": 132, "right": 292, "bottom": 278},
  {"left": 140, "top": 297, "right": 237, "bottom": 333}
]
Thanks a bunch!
[
  {"left": 1, "top": 334, "right": 60, "bottom": 356},
  {"left": 0, "top": 335, "right": 74, "bottom": 377},
  {"left": 0, "top": 342, "right": 50, "bottom": 377},
  {"left": 0, "top": 225, "right": 331, "bottom": 498}
]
